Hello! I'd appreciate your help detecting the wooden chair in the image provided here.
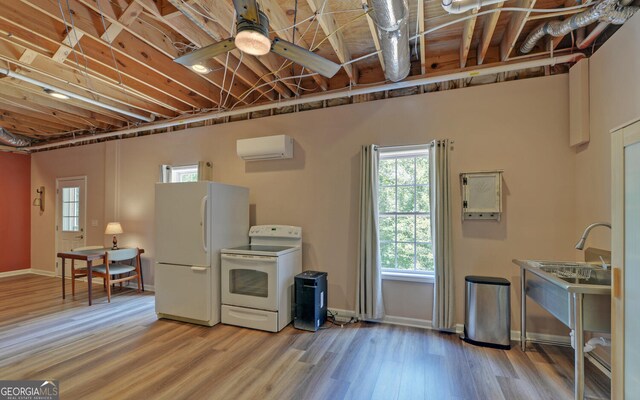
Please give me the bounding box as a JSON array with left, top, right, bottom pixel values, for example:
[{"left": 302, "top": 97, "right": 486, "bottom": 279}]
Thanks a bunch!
[
  {"left": 92, "top": 248, "right": 142, "bottom": 303},
  {"left": 70, "top": 245, "right": 104, "bottom": 296}
]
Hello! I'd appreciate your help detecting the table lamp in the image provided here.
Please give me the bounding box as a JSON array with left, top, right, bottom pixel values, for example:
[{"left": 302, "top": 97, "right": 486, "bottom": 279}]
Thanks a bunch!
[{"left": 105, "top": 222, "right": 123, "bottom": 250}]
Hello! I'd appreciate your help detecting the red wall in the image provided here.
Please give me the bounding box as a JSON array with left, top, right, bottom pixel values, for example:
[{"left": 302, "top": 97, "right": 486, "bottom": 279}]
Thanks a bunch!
[{"left": 0, "top": 152, "right": 31, "bottom": 272}]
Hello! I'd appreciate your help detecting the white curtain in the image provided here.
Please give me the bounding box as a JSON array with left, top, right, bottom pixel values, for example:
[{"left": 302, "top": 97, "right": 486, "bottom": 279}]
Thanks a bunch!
[
  {"left": 356, "top": 144, "right": 385, "bottom": 320},
  {"left": 431, "top": 139, "right": 455, "bottom": 330}
]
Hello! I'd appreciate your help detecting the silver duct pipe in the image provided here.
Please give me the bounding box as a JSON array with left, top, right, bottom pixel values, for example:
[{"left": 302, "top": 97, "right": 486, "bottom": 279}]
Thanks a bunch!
[
  {"left": 367, "top": 0, "right": 410, "bottom": 82},
  {"left": 441, "top": 0, "right": 504, "bottom": 14},
  {"left": 520, "top": 0, "right": 638, "bottom": 54},
  {"left": 0, "top": 128, "right": 32, "bottom": 147}
]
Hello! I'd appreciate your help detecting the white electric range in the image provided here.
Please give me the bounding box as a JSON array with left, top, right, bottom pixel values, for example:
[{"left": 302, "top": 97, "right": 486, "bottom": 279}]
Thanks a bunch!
[{"left": 220, "top": 225, "right": 302, "bottom": 332}]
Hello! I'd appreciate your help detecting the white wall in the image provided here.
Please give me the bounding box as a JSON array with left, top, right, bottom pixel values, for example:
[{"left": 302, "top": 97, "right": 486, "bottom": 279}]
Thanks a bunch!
[{"left": 32, "top": 74, "right": 577, "bottom": 334}]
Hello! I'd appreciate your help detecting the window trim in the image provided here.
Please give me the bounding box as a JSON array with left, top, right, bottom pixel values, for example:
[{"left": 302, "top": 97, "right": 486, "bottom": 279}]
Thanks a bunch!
[
  {"left": 382, "top": 271, "right": 434, "bottom": 283},
  {"left": 378, "top": 144, "right": 434, "bottom": 278}
]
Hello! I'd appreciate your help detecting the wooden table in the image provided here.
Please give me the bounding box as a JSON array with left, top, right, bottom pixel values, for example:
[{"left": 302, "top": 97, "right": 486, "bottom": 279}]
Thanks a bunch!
[{"left": 57, "top": 248, "right": 145, "bottom": 305}]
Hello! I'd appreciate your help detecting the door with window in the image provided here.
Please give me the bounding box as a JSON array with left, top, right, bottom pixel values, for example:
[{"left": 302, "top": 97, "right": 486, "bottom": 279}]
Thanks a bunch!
[
  {"left": 56, "top": 177, "right": 86, "bottom": 274},
  {"left": 612, "top": 120, "right": 640, "bottom": 399}
]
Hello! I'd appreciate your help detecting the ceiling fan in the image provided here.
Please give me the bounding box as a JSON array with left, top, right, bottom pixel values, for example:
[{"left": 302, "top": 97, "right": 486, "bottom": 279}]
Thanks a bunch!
[{"left": 174, "top": 0, "right": 341, "bottom": 79}]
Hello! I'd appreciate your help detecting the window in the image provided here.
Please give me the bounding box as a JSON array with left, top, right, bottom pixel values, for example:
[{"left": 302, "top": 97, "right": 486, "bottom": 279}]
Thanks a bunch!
[
  {"left": 61, "top": 187, "right": 80, "bottom": 232},
  {"left": 161, "top": 164, "right": 198, "bottom": 183},
  {"left": 378, "top": 145, "right": 433, "bottom": 280}
]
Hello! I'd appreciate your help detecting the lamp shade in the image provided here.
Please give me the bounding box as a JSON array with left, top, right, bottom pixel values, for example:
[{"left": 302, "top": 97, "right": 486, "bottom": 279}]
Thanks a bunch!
[{"left": 104, "top": 222, "right": 123, "bottom": 235}]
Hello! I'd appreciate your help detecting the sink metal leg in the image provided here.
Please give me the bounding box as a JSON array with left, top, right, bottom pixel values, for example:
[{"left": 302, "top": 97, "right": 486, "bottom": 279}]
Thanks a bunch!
[
  {"left": 574, "top": 293, "right": 585, "bottom": 400},
  {"left": 521, "top": 269, "right": 527, "bottom": 351}
]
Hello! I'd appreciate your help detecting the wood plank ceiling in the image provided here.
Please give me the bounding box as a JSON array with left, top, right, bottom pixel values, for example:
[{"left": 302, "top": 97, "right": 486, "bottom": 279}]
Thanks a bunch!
[{"left": 0, "top": 0, "right": 625, "bottom": 146}]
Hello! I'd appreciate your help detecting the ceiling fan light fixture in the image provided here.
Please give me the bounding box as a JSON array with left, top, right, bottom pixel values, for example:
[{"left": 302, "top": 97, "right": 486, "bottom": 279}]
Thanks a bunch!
[
  {"left": 235, "top": 29, "right": 271, "bottom": 56},
  {"left": 191, "top": 64, "right": 211, "bottom": 74},
  {"left": 43, "top": 88, "right": 70, "bottom": 100}
]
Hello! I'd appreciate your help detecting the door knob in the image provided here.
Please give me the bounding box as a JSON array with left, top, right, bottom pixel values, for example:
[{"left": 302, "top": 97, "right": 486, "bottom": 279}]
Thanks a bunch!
[{"left": 75, "top": 235, "right": 84, "bottom": 239}]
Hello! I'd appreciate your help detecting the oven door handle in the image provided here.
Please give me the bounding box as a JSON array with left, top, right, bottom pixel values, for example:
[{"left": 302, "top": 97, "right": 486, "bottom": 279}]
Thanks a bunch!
[{"left": 221, "top": 254, "right": 275, "bottom": 261}]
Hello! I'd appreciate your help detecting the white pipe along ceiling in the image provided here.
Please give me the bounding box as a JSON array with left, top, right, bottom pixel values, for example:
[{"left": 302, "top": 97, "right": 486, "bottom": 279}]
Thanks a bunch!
[
  {"left": 441, "top": 0, "right": 505, "bottom": 14},
  {"left": 0, "top": 68, "right": 155, "bottom": 123}
]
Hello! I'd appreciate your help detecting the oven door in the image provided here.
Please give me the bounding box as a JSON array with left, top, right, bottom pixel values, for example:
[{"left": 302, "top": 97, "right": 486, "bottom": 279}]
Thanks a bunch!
[{"left": 221, "top": 254, "right": 278, "bottom": 311}]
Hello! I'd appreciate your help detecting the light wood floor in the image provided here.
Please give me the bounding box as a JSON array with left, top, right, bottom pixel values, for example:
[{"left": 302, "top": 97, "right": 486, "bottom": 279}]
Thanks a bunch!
[{"left": 0, "top": 275, "right": 610, "bottom": 400}]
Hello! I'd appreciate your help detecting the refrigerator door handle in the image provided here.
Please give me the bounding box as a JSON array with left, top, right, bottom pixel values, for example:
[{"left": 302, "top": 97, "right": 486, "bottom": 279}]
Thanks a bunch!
[
  {"left": 191, "top": 266, "right": 208, "bottom": 272},
  {"left": 201, "top": 195, "right": 208, "bottom": 254}
]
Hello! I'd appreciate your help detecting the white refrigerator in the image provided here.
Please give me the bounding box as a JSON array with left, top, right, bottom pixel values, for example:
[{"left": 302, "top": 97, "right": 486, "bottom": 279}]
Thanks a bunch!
[{"left": 154, "top": 181, "right": 249, "bottom": 326}]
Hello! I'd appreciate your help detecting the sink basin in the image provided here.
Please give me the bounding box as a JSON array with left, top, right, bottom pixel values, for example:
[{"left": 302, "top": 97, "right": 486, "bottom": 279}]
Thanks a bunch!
[{"left": 537, "top": 263, "right": 612, "bottom": 286}]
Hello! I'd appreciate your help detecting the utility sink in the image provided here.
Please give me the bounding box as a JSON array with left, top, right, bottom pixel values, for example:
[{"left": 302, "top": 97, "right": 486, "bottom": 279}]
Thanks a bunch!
[{"left": 513, "top": 260, "right": 611, "bottom": 332}]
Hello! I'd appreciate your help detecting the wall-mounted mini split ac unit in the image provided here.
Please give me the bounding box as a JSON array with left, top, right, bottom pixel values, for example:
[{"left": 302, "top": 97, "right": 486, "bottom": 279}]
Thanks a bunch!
[{"left": 236, "top": 134, "right": 293, "bottom": 161}]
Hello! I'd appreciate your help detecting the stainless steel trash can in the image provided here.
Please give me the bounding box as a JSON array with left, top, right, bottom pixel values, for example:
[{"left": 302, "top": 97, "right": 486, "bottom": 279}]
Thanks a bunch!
[{"left": 463, "top": 276, "right": 511, "bottom": 349}]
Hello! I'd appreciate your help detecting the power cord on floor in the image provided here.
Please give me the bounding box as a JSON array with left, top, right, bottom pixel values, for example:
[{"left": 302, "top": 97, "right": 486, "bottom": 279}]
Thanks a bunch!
[{"left": 326, "top": 310, "right": 357, "bottom": 328}]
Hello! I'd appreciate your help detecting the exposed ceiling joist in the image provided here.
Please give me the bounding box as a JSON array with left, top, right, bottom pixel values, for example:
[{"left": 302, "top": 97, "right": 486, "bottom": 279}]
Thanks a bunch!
[
  {"left": 306, "top": 0, "right": 357, "bottom": 83},
  {"left": 500, "top": 0, "right": 538, "bottom": 61},
  {"left": 460, "top": 8, "right": 478, "bottom": 68},
  {"left": 476, "top": 2, "right": 503, "bottom": 65},
  {"left": 417, "top": 0, "right": 426, "bottom": 75}
]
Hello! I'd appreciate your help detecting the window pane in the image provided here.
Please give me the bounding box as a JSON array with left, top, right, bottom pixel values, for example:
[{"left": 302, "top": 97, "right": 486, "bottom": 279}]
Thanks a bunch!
[
  {"left": 397, "top": 158, "right": 415, "bottom": 185},
  {"left": 417, "top": 243, "right": 434, "bottom": 271},
  {"left": 379, "top": 186, "right": 396, "bottom": 213},
  {"left": 379, "top": 159, "right": 396, "bottom": 186},
  {"left": 397, "top": 215, "right": 415, "bottom": 242},
  {"left": 416, "top": 185, "right": 429, "bottom": 213},
  {"left": 396, "top": 243, "right": 415, "bottom": 270},
  {"left": 170, "top": 165, "right": 199, "bottom": 183},
  {"left": 416, "top": 156, "right": 429, "bottom": 184},
  {"left": 416, "top": 215, "right": 431, "bottom": 243},
  {"left": 380, "top": 242, "right": 396, "bottom": 268},
  {"left": 397, "top": 186, "right": 415, "bottom": 213},
  {"left": 379, "top": 216, "right": 396, "bottom": 242}
]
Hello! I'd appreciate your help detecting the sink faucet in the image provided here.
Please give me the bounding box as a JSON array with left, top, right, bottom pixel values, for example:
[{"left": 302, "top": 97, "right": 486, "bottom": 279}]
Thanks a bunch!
[{"left": 575, "top": 222, "right": 612, "bottom": 250}]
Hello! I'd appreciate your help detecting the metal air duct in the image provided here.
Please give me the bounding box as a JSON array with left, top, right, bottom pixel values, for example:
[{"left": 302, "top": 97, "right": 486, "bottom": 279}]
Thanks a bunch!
[
  {"left": 520, "top": 0, "right": 638, "bottom": 54},
  {"left": 0, "top": 128, "right": 32, "bottom": 147},
  {"left": 367, "top": 0, "right": 410, "bottom": 82}
]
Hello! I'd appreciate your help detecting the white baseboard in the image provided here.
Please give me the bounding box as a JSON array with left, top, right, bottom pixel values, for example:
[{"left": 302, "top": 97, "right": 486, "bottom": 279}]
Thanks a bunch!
[
  {"left": 30, "top": 269, "right": 57, "bottom": 277},
  {"left": 0, "top": 268, "right": 57, "bottom": 278},
  {"left": 0, "top": 269, "right": 31, "bottom": 278},
  {"left": 329, "top": 308, "right": 573, "bottom": 346},
  {"left": 380, "top": 315, "right": 434, "bottom": 329}
]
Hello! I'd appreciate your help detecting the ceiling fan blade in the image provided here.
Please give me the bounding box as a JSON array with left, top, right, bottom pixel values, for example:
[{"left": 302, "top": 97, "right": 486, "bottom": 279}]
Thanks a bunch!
[
  {"left": 233, "top": 0, "right": 260, "bottom": 24},
  {"left": 271, "top": 38, "right": 341, "bottom": 79},
  {"left": 174, "top": 39, "right": 236, "bottom": 67}
]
